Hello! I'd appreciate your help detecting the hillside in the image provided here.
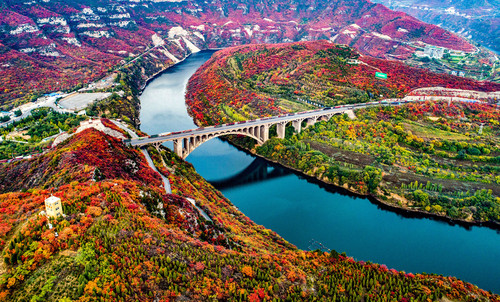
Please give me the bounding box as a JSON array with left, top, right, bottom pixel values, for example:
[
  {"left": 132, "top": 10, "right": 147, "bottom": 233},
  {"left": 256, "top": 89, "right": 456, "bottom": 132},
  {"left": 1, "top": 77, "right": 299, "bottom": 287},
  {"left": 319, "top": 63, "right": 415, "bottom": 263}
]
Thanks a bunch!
[
  {"left": 0, "top": 0, "right": 490, "bottom": 107},
  {"left": 186, "top": 41, "right": 500, "bottom": 124},
  {"left": 1, "top": 121, "right": 498, "bottom": 300},
  {"left": 185, "top": 41, "right": 500, "bottom": 225},
  {"left": 372, "top": 0, "right": 500, "bottom": 53}
]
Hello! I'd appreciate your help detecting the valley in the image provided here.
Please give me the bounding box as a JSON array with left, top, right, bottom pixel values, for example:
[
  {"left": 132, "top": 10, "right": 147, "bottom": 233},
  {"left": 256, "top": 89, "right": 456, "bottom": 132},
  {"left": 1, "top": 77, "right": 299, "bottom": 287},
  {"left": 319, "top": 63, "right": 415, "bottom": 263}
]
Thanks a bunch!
[
  {"left": 372, "top": 0, "right": 500, "bottom": 53},
  {"left": 1, "top": 0, "right": 498, "bottom": 108},
  {"left": 185, "top": 41, "right": 500, "bottom": 226}
]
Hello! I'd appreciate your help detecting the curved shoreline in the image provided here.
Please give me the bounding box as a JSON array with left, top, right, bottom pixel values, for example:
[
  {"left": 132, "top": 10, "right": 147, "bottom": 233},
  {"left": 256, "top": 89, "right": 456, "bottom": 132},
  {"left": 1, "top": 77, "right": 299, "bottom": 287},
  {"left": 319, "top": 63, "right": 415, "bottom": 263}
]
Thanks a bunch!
[
  {"left": 255, "top": 150, "right": 500, "bottom": 231},
  {"left": 139, "top": 56, "right": 188, "bottom": 93},
  {"left": 138, "top": 49, "right": 220, "bottom": 94},
  {"left": 214, "top": 134, "right": 500, "bottom": 232}
]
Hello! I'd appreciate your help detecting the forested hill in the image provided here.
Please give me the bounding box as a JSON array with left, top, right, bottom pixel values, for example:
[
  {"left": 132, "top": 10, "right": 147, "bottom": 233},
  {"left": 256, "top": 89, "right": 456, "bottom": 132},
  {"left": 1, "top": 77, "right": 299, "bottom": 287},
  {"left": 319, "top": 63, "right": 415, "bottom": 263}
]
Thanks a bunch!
[
  {"left": 372, "top": 0, "right": 500, "bottom": 53},
  {"left": 1, "top": 120, "right": 499, "bottom": 301},
  {"left": 0, "top": 0, "right": 479, "bottom": 106},
  {"left": 186, "top": 40, "right": 500, "bottom": 123}
]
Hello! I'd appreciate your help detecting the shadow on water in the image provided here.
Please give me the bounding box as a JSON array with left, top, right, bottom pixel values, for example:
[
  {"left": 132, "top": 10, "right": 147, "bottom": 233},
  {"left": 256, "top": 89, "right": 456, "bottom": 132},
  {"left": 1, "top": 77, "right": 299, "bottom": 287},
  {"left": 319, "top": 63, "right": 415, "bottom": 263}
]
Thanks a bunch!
[
  {"left": 216, "top": 142, "right": 500, "bottom": 233},
  {"left": 209, "top": 157, "right": 291, "bottom": 190},
  {"left": 272, "top": 157, "right": 500, "bottom": 233}
]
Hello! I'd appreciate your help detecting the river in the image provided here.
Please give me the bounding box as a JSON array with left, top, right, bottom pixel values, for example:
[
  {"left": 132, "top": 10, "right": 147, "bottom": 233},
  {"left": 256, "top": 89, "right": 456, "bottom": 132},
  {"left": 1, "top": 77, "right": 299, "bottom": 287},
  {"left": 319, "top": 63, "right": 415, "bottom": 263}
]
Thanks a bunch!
[{"left": 139, "top": 51, "right": 500, "bottom": 293}]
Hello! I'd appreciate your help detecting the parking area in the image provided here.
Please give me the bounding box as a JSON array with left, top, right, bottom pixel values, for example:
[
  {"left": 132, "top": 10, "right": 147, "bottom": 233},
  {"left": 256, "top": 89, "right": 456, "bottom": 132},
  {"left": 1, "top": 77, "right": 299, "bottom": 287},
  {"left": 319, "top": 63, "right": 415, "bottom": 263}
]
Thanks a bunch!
[{"left": 58, "top": 92, "right": 112, "bottom": 111}]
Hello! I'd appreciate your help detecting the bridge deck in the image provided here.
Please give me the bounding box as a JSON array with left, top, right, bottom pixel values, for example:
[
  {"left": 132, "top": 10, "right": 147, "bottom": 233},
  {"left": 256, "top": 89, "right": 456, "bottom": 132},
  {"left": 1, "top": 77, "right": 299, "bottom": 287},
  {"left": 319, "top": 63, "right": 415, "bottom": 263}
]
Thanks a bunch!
[{"left": 128, "top": 101, "right": 399, "bottom": 146}]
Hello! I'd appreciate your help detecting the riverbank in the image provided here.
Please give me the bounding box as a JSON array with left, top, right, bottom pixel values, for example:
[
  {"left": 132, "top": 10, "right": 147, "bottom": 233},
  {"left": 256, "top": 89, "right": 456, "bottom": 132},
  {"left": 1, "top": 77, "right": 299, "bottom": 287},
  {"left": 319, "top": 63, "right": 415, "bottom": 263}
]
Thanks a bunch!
[
  {"left": 132, "top": 46, "right": 500, "bottom": 229},
  {"left": 182, "top": 42, "right": 500, "bottom": 228},
  {"left": 218, "top": 136, "right": 500, "bottom": 231},
  {"left": 137, "top": 51, "right": 500, "bottom": 293},
  {"left": 185, "top": 101, "right": 500, "bottom": 229},
  {"left": 138, "top": 48, "right": 222, "bottom": 94},
  {"left": 187, "top": 99, "right": 500, "bottom": 230},
  {"left": 139, "top": 56, "right": 188, "bottom": 93}
]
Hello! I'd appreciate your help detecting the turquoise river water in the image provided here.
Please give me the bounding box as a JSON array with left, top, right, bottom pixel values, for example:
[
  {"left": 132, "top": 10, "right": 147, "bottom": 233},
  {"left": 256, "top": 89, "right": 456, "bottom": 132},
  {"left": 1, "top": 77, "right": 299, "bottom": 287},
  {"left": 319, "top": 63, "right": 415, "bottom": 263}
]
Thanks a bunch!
[{"left": 139, "top": 51, "right": 500, "bottom": 293}]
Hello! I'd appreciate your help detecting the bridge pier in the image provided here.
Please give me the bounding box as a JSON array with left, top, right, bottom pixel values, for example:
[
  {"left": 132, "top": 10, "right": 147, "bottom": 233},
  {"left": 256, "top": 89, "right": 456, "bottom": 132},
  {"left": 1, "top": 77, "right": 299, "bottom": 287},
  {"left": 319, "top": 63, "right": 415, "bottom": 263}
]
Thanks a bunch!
[
  {"left": 292, "top": 120, "right": 302, "bottom": 133},
  {"left": 183, "top": 137, "right": 191, "bottom": 157},
  {"left": 152, "top": 142, "right": 162, "bottom": 150},
  {"left": 133, "top": 109, "right": 347, "bottom": 158},
  {"left": 252, "top": 126, "right": 259, "bottom": 138},
  {"left": 260, "top": 124, "right": 269, "bottom": 143},
  {"left": 189, "top": 137, "right": 195, "bottom": 152},
  {"left": 276, "top": 122, "right": 286, "bottom": 139},
  {"left": 173, "top": 139, "right": 182, "bottom": 158}
]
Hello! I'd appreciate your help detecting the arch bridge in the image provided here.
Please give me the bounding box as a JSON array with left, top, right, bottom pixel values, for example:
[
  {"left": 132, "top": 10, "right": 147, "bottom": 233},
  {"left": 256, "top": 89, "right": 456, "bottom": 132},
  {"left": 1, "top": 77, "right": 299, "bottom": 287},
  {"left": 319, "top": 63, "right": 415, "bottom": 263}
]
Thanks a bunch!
[{"left": 128, "top": 105, "right": 368, "bottom": 159}]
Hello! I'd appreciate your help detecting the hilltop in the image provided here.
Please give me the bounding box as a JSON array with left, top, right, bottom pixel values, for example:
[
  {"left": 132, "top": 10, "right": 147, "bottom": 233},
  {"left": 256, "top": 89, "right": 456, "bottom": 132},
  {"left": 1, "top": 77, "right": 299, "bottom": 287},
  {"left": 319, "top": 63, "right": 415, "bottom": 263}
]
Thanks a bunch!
[
  {"left": 186, "top": 40, "right": 500, "bottom": 123},
  {"left": 372, "top": 0, "right": 500, "bottom": 53},
  {"left": 1, "top": 0, "right": 495, "bottom": 107}
]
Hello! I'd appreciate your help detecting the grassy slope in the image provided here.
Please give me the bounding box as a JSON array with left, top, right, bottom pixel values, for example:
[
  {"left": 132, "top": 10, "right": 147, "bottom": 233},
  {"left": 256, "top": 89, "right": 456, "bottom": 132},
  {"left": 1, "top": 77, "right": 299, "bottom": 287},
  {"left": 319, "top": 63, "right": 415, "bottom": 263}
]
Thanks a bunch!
[{"left": 186, "top": 41, "right": 500, "bottom": 126}]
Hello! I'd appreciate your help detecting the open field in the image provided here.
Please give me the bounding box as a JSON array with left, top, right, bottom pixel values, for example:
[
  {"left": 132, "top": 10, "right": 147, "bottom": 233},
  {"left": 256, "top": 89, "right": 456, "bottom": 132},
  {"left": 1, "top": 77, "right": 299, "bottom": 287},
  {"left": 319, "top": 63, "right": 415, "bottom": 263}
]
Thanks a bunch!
[{"left": 402, "top": 121, "right": 470, "bottom": 141}]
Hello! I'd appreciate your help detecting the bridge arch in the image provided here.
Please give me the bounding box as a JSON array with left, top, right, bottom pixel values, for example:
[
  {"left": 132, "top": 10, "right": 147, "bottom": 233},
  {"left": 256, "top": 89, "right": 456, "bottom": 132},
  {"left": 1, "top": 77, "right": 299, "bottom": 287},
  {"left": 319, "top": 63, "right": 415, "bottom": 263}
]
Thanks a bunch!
[
  {"left": 175, "top": 126, "right": 268, "bottom": 159},
  {"left": 130, "top": 107, "right": 356, "bottom": 157}
]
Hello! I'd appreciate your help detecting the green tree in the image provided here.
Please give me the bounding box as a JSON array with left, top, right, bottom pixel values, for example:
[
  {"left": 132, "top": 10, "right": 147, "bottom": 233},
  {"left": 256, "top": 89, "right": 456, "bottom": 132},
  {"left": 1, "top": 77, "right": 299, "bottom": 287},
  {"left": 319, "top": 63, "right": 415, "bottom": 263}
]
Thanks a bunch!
[
  {"left": 413, "top": 190, "right": 429, "bottom": 206},
  {"left": 363, "top": 166, "right": 382, "bottom": 193}
]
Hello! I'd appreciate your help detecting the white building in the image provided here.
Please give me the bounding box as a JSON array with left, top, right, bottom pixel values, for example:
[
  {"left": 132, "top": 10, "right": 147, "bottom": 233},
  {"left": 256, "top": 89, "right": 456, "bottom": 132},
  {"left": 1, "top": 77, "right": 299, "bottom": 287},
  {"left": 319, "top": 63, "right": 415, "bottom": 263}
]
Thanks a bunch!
[
  {"left": 45, "top": 196, "right": 63, "bottom": 218},
  {"left": 423, "top": 46, "right": 445, "bottom": 59}
]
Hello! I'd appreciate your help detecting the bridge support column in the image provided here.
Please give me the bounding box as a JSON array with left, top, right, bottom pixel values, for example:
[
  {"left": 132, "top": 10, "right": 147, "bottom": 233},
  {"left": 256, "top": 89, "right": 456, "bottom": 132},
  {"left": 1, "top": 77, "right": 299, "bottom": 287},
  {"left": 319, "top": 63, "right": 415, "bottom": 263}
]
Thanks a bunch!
[
  {"left": 183, "top": 138, "right": 190, "bottom": 157},
  {"left": 189, "top": 137, "right": 195, "bottom": 152},
  {"left": 153, "top": 142, "right": 162, "bottom": 150},
  {"left": 276, "top": 122, "right": 286, "bottom": 139},
  {"left": 319, "top": 114, "right": 333, "bottom": 122},
  {"left": 252, "top": 126, "right": 258, "bottom": 138},
  {"left": 173, "top": 139, "right": 183, "bottom": 158},
  {"left": 292, "top": 120, "right": 302, "bottom": 133},
  {"left": 260, "top": 124, "right": 269, "bottom": 143}
]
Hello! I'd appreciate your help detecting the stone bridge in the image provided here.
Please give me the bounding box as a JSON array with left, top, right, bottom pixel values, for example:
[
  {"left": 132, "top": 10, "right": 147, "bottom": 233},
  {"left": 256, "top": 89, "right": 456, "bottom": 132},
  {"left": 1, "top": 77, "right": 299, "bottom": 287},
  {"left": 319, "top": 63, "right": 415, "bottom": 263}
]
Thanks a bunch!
[{"left": 127, "top": 103, "right": 379, "bottom": 158}]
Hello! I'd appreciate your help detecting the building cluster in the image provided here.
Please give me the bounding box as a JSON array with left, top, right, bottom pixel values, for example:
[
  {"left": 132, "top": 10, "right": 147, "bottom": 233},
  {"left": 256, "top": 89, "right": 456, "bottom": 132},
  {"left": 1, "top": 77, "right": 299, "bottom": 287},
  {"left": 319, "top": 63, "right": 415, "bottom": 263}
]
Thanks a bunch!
[{"left": 414, "top": 45, "right": 466, "bottom": 60}]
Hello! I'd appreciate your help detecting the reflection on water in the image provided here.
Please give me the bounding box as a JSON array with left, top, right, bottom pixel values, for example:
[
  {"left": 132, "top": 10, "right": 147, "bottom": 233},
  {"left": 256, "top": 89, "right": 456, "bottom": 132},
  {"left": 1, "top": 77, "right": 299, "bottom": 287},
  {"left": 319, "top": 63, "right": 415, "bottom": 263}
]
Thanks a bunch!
[
  {"left": 209, "top": 158, "right": 290, "bottom": 190},
  {"left": 139, "top": 51, "right": 500, "bottom": 293}
]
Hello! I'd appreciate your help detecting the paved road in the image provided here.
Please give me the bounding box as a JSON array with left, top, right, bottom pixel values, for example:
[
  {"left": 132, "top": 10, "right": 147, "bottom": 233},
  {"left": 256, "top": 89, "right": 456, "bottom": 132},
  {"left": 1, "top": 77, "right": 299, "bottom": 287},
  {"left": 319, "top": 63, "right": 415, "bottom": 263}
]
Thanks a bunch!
[
  {"left": 140, "top": 147, "right": 172, "bottom": 194},
  {"left": 111, "top": 119, "right": 214, "bottom": 220},
  {"left": 0, "top": 98, "right": 74, "bottom": 128},
  {"left": 110, "top": 119, "right": 139, "bottom": 139},
  {"left": 129, "top": 95, "right": 491, "bottom": 147}
]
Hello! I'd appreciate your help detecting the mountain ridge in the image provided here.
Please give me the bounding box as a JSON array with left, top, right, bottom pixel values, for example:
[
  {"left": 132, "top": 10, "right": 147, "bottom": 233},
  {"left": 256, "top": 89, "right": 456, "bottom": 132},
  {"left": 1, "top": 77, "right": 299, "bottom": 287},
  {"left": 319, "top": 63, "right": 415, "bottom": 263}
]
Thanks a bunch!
[
  {"left": 372, "top": 0, "right": 500, "bottom": 53},
  {"left": 0, "top": 0, "right": 486, "bottom": 107}
]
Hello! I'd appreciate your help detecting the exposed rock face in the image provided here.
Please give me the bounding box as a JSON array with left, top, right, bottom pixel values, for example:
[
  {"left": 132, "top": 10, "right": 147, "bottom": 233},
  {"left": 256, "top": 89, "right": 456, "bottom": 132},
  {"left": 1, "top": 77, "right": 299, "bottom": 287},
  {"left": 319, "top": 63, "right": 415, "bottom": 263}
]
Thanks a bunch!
[{"left": 0, "top": 0, "right": 480, "bottom": 105}]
